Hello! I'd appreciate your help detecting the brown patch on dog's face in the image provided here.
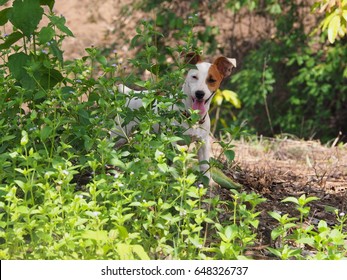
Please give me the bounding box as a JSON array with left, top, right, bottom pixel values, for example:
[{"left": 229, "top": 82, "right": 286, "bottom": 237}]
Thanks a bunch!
[{"left": 206, "top": 64, "right": 223, "bottom": 92}]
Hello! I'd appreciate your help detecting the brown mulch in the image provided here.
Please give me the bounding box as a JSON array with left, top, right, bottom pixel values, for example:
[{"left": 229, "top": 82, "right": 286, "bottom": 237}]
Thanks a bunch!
[{"left": 212, "top": 137, "right": 347, "bottom": 258}]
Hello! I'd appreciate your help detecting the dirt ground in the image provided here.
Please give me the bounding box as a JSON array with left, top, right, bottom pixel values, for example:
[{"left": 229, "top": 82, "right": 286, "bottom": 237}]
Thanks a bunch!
[{"left": 211, "top": 137, "right": 347, "bottom": 258}]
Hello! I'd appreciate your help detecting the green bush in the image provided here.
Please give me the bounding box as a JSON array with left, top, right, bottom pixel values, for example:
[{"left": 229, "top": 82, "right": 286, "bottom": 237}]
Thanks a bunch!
[
  {"left": 0, "top": 0, "right": 346, "bottom": 260},
  {"left": 227, "top": 1, "right": 347, "bottom": 142}
]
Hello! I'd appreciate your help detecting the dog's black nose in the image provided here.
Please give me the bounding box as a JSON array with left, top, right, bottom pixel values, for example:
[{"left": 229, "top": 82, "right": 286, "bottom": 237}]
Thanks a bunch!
[{"left": 195, "top": 90, "right": 205, "bottom": 100}]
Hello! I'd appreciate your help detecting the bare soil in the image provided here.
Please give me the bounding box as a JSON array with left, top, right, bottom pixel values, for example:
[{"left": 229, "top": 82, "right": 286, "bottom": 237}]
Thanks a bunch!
[{"left": 212, "top": 138, "right": 347, "bottom": 258}]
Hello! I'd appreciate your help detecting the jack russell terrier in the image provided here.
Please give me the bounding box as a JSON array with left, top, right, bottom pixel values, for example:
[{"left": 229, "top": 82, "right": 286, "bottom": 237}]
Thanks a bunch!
[{"left": 114, "top": 53, "right": 236, "bottom": 183}]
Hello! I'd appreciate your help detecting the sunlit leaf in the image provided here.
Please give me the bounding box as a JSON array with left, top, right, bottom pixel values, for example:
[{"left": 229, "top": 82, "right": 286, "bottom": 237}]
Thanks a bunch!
[
  {"left": 328, "top": 14, "right": 340, "bottom": 43},
  {"left": 20, "top": 130, "right": 28, "bottom": 146},
  {"left": 132, "top": 245, "right": 150, "bottom": 260},
  {"left": 222, "top": 89, "right": 241, "bottom": 108},
  {"left": 81, "top": 230, "right": 108, "bottom": 241}
]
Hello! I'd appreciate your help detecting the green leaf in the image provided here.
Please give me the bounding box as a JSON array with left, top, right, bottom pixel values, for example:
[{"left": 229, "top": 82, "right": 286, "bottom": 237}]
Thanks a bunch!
[
  {"left": 14, "top": 179, "right": 25, "bottom": 189},
  {"left": 211, "top": 167, "right": 242, "bottom": 190},
  {"left": 9, "top": 0, "right": 44, "bottom": 37},
  {"left": 117, "top": 243, "right": 142, "bottom": 260},
  {"left": 81, "top": 230, "right": 108, "bottom": 241},
  {"left": 0, "top": 7, "right": 11, "bottom": 26},
  {"left": 116, "top": 244, "right": 132, "bottom": 259},
  {"left": 20, "top": 130, "right": 28, "bottom": 146},
  {"left": 96, "top": 55, "right": 107, "bottom": 66},
  {"left": 270, "top": 226, "right": 283, "bottom": 240},
  {"left": 39, "top": 0, "right": 54, "bottom": 11},
  {"left": 109, "top": 157, "right": 126, "bottom": 170},
  {"left": 343, "top": 10, "right": 347, "bottom": 21},
  {"left": 296, "top": 237, "right": 314, "bottom": 246},
  {"left": 224, "top": 149, "right": 235, "bottom": 162},
  {"left": 48, "top": 40, "right": 64, "bottom": 65},
  {"left": 16, "top": 205, "right": 29, "bottom": 214},
  {"left": 132, "top": 245, "right": 150, "bottom": 260},
  {"left": 224, "top": 225, "right": 237, "bottom": 241},
  {"left": 38, "top": 67, "right": 64, "bottom": 89},
  {"left": 0, "top": 135, "right": 16, "bottom": 143},
  {"left": 281, "top": 196, "right": 299, "bottom": 205},
  {"left": 116, "top": 225, "right": 128, "bottom": 240},
  {"left": 268, "top": 211, "right": 281, "bottom": 221},
  {"left": 328, "top": 15, "right": 341, "bottom": 44},
  {"left": 40, "top": 126, "right": 53, "bottom": 141},
  {"left": 267, "top": 247, "right": 282, "bottom": 258},
  {"left": 48, "top": 14, "right": 74, "bottom": 37},
  {"left": 0, "top": 31, "right": 23, "bottom": 49},
  {"left": 297, "top": 194, "right": 319, "bottom": 207},
  {"left": 38, "top": 26, "right": 55, "bottom": 44},
  {"left": 317, "top": 220, "right": 328, "bottom": 232},
  {"left": 158, "top": 163, "right": 169, "bottom": 173},
  {"left": 8, "top": 52, "right": 30, "bottom": 80},
  {"left": 221, "top": 89, "right": 242, "bottom": 108}
]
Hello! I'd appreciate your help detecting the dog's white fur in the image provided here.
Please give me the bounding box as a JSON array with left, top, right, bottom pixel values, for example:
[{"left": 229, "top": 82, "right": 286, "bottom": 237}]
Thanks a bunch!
[{"left": 113, "top": 54, "right": 236, "bottom": 182}]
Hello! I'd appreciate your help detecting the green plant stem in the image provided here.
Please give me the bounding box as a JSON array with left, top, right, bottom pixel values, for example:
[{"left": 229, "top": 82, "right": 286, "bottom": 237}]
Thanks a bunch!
[{"left": 262, "top": 57, "right": 274, "bottom": 136}]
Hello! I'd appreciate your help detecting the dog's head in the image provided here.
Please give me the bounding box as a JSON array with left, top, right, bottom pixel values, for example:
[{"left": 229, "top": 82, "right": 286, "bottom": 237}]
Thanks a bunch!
[{"left": 183, "top": 53, "right": 236, "bottom": 117}]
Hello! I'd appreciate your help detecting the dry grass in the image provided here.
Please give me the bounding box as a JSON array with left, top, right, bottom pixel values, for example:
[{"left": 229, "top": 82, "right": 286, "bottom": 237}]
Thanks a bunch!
[
  {"left": 231, "top": 137, "right": 347, "bottom": 194},
  {"left": 211, "top": 137, "right": 347, "bottom": 257}
]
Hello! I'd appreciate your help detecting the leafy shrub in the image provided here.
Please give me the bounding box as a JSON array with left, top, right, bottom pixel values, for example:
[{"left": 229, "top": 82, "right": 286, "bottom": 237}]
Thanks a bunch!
[
  {"left": 0, "top": 0, "right": 346, "bottom": 260},
  {"left": 228, "top": 1, "right": 347, "bottom": 142},
  {"left": 268, "top": 195, "right": 347, "bottom": 259}
]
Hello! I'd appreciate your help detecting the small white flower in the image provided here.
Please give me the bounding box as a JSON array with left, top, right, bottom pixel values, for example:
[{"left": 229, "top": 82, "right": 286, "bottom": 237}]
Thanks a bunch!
[
  {"left": 62, "top": 170, "right": 69, "bottom": 176},
  {"left": 198, "top": 183, "right": 204, "bottom": 188},
  {"left": 180, "top": 210, "right": 187, "bottom": 217},
  {"left": 339, "top": 212, "right": 345, "bottom": 217},
  {"left": 91, "top": 211, "right": 100, "bottom": 217}
]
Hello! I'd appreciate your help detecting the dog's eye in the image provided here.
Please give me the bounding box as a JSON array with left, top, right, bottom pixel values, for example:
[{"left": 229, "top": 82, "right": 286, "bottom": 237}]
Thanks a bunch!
[
  {"left": 208, "top": 77, "right": 217, "bottom": 83},
  {"left": 192, "top": 75, "right": 198, "bottom": 80}
]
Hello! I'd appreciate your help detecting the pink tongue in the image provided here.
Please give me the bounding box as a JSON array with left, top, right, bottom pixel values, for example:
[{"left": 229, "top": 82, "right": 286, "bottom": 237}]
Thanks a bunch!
[{"left": 192, "top": 99, "right": 206, "bottom": 115}]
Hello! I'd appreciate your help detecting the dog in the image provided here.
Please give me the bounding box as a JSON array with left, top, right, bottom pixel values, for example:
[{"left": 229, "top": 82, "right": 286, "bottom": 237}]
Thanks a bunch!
[{"left": 113, "top": 53, "right": 236, "bottom": 183}]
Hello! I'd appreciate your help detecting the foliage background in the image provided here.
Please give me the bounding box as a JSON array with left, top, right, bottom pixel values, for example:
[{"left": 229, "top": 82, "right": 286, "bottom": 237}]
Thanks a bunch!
[{"left": 40, "top": 0, "right": 347, "bottom": 143}]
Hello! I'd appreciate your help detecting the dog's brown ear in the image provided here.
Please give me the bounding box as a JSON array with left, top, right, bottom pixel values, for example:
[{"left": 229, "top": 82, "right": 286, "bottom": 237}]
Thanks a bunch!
[
  {"left": 213, "top": 56, "right": 237, "bottom": 78},
  {"left": 183, "top": 52, "right": 202, "bottom": 65}
]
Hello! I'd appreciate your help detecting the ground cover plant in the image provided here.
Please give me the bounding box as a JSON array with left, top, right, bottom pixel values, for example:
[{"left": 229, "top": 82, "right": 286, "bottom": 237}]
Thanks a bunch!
[{"left": 0, "top": 0, "right": 346, "bottom": 260}]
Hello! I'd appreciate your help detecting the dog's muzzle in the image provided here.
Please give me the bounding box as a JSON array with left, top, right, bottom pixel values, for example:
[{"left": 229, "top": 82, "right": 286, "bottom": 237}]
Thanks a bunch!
[{"left": 195, "top": 90, "right": 205, "bottom": 100}]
